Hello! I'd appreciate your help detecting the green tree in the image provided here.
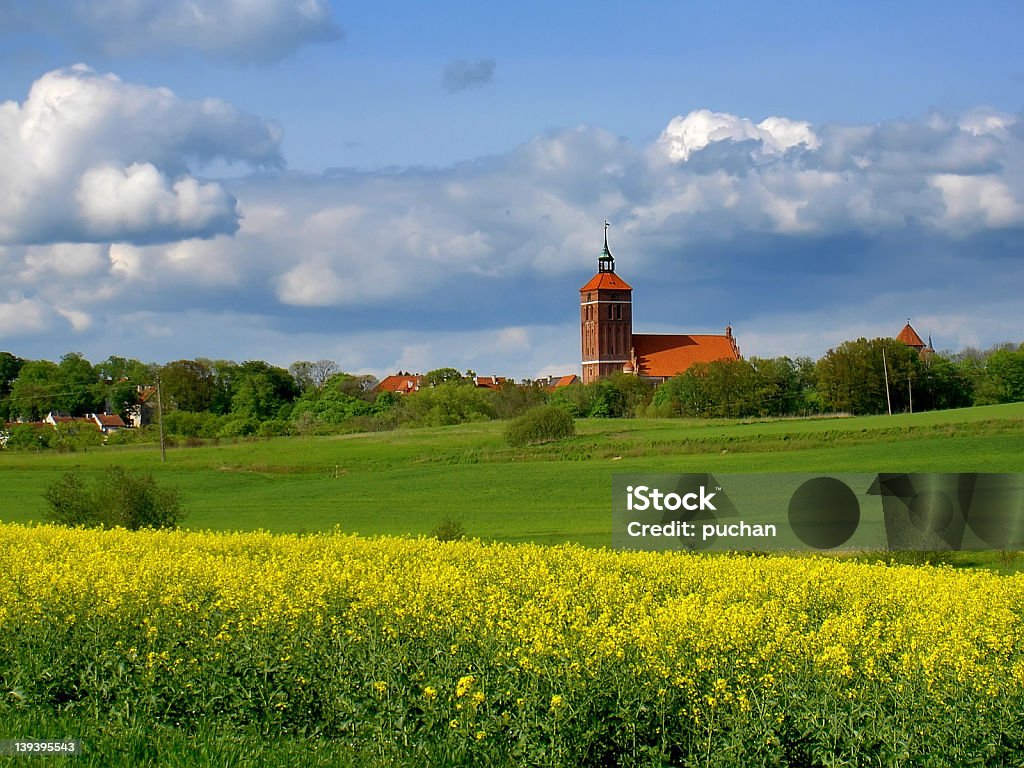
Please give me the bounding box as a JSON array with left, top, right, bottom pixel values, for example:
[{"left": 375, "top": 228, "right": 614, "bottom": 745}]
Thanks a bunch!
[
  {"left": 289, "top": 359, "right": 340, "bottom": 391},
  {"left": 421, "top": 367, "right": 464, "bottom": 388},
  {"left": 54, "top": 352, "right": 102, "bottom": 415},
  {"left": 491, "top": 381, "right": 548, "bottom": 419},
  {"left": 202, "top": 359, "right": 239, "bottom": 414},
  {"left": 983, "top": 348, "right": 1024, "bottom": 404},
  {"left": 43, "top": 467, "right": 185, "bottom": 530},
  {"left": 915, "top": 354, "right": 973, "bottom": 411},
  {"left": 290, "top": 372, "right": 379, "bottom": 425},
  {"left": 815, "top": 338, "right": 920, "bottom": 415},
  {"left": 652, "top": 368, "right": 714, "bottom": 417},
  {"left": 230, "top": 361, "right": 300, "bottom": 421},
  {"left": 0, "top": 352, "right": 25, "bottom": 421},
  {"left": 8, "top": 359, "right": 61, "bottom": 420},
  {"left": 160, "top": 359, "right": 217, "bottom": 412},
  {"left": 95, "top": 356, "right": 151, "bottom": 419},
  {"left": 400, "top": 379, "right": 495, "bottom": 426},
  {"left": 549, "top": 382, "right": 599, "bottom": 418}
]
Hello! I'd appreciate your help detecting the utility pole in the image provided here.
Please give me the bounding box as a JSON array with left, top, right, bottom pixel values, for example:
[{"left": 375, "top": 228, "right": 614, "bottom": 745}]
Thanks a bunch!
[
  {"left": 155, "top": 372, "right": 166, "bottom": 462},
  {"left": 908, "top": 375, "right": 913, "bottom": 414},
  {"left": 882, "top": 348, "right": 892, "bottom": 416}
]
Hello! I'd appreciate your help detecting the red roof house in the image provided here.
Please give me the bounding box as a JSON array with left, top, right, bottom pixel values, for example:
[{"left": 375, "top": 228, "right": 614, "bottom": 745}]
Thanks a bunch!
[{"left": 376, "top": 373, "right": 422, "bottom": 395}]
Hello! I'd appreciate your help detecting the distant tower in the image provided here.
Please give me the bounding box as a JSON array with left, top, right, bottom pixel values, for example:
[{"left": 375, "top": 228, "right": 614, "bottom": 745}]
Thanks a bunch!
[
  {"left": 580, "top": 222, "right": 633, "bottom": 384},
  {"left": 896, "top": 319, "right": 927, "bottom": 355}
]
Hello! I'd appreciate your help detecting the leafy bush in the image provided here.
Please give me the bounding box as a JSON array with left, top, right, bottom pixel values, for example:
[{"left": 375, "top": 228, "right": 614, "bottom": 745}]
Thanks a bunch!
[
  {"left": 43, "top": 467, "right": 185, "bottom": 530},
  {"left": 505, "top": 404, "right": 575, "bottom": 447},
  {"left": 430, "top": 516, "right": 467, "bottom": 541},
  {"left": 399, "top": 381, "right": 496, "bottom": 427}
]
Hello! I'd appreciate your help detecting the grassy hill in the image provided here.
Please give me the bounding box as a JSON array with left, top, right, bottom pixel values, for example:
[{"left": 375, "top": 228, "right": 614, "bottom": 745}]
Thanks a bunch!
[{"left": 1, "top": 403, "right": 1022, "bottom": 546}]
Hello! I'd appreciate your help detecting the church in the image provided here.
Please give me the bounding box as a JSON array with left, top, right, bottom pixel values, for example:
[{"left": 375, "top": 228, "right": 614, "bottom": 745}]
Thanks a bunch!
[{"left": 580, "top": 224, "right": 740, "bottom": 384}]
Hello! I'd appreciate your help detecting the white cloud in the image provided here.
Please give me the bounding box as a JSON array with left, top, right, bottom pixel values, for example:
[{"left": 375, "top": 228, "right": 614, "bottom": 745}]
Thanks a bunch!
[
  {"left": 12, "top": 0, "right": 341, "bottom": 62},
  {"left": 56, "top": 307, "right": 93, "bottom": 332},
  {"left": 659, "top": 109, "right": 819, "bottom": 162},
  {"left": 277, "top": 260, "right": 351, "bottom": 307},
  {"left": 0, "top": 64, "right": 282, "bottom": 245},
  {"left": 75, "top": 163, "right": 237, "bottom": 240},
  {"left": 0, "top": 295, "right": 50, "bottom": 335},
  {"left": 958, "top": 108, "right": 1018, "bottom": 139},
  {"left": 20, "top": 243, "right": 107, "bottom": 279},
  {"left": 3, "top": 103, "right": 1023, "bottom": 376},
  {"left": 930, "top": 174, "right": 1024, "bottom": 231}
]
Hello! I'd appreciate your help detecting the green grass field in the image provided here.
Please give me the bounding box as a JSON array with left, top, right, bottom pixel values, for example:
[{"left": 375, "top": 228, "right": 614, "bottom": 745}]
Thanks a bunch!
[
  {"left": 2, "top": 403, "right": 1022, "bottom": 547},
  {"left": 3, "top": 403, "right": 1024, "bottom": 766}
]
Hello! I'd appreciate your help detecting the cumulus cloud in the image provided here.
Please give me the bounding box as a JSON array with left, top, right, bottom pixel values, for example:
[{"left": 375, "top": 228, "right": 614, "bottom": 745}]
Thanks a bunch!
[
  {"left": 0, "top": 295, "right": 50, "bottom": 335},
  {"left": 442, "top": 58, "right": 496, "bottom": 93},
  {"left": 115, "top": 107, "right": 1024, "bottom": 317},
  {"left": 0, "top": 64, "right": 282, "bottom": 245},
  {"left": 3, "top": 104, "right": 1024, "bottom": 376},
  {"left": 6, "top": 0, "right": 342, "bottom": 62},
  {"left": 659, "top": 109, "right": 820, "bottom": 162}
]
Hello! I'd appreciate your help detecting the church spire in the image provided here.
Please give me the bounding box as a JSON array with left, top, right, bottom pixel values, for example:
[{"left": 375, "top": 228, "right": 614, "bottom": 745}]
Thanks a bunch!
[{"left": 598, "top": 220, "right": 615, "bottom": 273}]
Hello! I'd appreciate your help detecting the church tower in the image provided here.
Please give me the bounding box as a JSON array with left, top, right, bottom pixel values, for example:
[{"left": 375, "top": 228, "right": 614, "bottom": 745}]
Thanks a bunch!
[{"left": 580, "top": 222, "right": 633, "bottom": 384}]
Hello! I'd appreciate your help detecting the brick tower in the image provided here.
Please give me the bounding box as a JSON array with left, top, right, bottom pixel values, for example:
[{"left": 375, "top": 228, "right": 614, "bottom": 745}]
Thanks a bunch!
[{"left": 580, "top": 222, "right": 633, "bottom": 384}]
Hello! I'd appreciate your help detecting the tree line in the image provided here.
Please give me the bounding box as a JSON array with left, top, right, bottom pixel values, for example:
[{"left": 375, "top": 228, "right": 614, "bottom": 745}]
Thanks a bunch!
[
  {"left": 1, "top": 339, "right": 1022, "bottom": 449},
  {"left": 644, "top": 339, "right": 1023, "bottom": 418}
]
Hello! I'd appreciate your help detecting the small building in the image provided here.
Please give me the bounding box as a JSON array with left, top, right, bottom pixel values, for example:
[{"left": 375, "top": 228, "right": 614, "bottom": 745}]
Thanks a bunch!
[
  {"left": 44, "top": 412, "right": 94, "bottom": 427},
  {"left": 126, "top": 385, "right": 158, "bottom": 428},
  {"left": 376, "top": 373, "right": 422, "bottom": 395},
  {"left": 473, "top": 376, "right": 508, "bottom": 390},
  {"left": 541, "top": 374, "right": 579, "bottom": 391},
  {"left": 93, "top": 413, "right": 127, "bottom": 434}
]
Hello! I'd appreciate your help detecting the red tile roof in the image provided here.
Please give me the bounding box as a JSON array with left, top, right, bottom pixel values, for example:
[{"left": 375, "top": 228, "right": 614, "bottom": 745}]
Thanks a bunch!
[
  {"left": 95, "top": 413, "right": 126, "bottom": 428},
  {"left": 896, "top": 323, "right": 925, "bottom": 349},
  {"left": 474, "top": 376, "right": 507, "bottom": 389},
  {"left": 632, "top": 333, "right": 740, "bottom": 378},
  {"left": 543, "top": 374, "right": 579, "bottom": 392},
  {"left": 376, "top": 374, "right": 422, "bottom": 395},
  {"left": 579, "top": 272, "right": 633, "bottom": 292}
]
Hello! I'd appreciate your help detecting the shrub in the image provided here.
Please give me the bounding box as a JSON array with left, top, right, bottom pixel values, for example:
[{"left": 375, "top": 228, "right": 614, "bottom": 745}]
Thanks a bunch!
[
  {"left": 430, "top": 516, "right": 467, "bottom": 541},
  {"left": 43, "top": 467, "right": 185, "bottom": 530},
  {"left": 505, "top": 404, "right": 575, "bottom": 447}
]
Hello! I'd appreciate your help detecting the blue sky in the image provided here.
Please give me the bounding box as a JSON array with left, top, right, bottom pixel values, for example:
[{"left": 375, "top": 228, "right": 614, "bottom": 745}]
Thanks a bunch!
[{"left": 1, "top": 0, "right": 1022, "bottom": 379}]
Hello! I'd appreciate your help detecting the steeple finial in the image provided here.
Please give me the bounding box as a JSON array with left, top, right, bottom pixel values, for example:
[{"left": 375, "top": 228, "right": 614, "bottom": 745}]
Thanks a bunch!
[{"left": 598, "top": 220, "right": 615, "bottom": 273}]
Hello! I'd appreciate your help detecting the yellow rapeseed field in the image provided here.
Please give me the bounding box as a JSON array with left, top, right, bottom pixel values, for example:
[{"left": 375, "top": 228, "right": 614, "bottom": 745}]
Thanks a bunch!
[{"left": 2, "top": 522, "right": 1023, "bottom": 766}]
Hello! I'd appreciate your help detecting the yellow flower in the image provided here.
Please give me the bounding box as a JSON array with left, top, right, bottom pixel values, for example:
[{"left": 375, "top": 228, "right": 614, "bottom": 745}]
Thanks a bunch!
[{"left": 456, "top": 674, "right": 476, "bottom": 697}]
